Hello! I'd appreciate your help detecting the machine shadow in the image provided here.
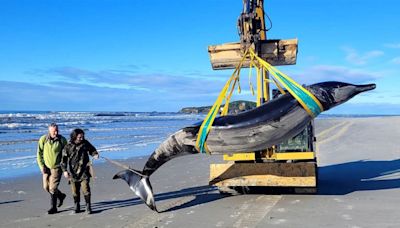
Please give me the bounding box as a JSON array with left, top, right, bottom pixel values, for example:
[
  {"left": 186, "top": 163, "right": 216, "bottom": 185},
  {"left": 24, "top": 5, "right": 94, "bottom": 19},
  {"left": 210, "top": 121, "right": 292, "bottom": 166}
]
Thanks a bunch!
[
  {"left": 317, "top": 159, "right": 400, "bottom": 195},
  {"left": 207, "top": 159, "right": 400, "bottom": 196},
  {"left": 90, "top": 159, "right": 399, "bottom": 213},
  {"left": 91, "top": 185, "right": 223, "bottom": 213}
]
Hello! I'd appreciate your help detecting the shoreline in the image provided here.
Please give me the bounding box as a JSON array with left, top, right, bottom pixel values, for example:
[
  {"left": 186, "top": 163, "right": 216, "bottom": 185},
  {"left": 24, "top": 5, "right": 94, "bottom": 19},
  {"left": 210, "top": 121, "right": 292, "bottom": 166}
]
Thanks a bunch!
[
  {"left": 1, "top": 116, "right": 399, "bottom": 227},
  {"left": 0, "top": 155, "right": 151, "bottom": 181},
  {"left": 1, "top": 115, "right": 399, "bottom": 181}
]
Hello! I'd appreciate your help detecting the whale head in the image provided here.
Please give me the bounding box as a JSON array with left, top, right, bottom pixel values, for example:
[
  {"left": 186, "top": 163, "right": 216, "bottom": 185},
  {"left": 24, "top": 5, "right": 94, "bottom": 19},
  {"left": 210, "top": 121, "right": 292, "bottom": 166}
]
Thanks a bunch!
[{"left": 308, "top": 81, "right": 376, "bottom": 111}]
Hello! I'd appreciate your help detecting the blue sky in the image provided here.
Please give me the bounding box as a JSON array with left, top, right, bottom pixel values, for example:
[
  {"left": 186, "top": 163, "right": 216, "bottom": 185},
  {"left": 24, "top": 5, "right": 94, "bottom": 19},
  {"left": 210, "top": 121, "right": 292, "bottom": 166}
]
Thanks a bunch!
[{"left": 0, "top": 0, "right": 399, "bottom": 114}]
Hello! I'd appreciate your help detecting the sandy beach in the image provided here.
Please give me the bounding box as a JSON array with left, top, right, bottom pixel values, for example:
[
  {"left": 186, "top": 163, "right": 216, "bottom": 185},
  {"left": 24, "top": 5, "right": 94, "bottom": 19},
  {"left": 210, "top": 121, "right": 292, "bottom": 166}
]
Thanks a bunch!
[{"left": 1, "top": 117, "right": 399, "bottom": 228}]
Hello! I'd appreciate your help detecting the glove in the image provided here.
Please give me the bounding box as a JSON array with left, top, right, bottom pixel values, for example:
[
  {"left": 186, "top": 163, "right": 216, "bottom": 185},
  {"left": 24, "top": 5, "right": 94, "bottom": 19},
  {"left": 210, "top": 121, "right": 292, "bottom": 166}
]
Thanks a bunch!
[{"left": 63, "top": 171, "right": 70, "bottom": 179}]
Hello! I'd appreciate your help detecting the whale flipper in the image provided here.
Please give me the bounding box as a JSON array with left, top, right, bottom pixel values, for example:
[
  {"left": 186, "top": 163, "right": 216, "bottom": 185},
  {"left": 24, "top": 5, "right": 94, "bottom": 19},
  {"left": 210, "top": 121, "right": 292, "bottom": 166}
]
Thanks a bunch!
[{"left": 113, "top": 170, "right": 157, "bottom": 212}]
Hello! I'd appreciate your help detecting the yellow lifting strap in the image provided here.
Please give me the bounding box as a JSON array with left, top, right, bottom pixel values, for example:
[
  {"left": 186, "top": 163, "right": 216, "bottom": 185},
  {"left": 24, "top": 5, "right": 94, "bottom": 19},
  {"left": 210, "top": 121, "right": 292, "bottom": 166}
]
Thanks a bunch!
[
  {"left": 248, "top": 49, "right": 324, "bottom": 117},
  {"left": 195, "top": 48, "right": 324, "bottom": 154},
  {"left": 195, "top": 49, "right": 249, "bottom": 154}
]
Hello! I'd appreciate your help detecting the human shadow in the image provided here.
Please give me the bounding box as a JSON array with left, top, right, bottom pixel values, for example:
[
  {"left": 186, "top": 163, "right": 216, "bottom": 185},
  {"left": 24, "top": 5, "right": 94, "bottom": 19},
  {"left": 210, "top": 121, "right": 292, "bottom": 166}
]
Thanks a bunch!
[
  {"left": 91, "top": 185, "right": 223, "bottom": 213},
  {"left": 0, "top": 199, "right": 23, "bottom": 205},
  {"left": 317, "top": 159, "right": 400, "bottom": 195}
]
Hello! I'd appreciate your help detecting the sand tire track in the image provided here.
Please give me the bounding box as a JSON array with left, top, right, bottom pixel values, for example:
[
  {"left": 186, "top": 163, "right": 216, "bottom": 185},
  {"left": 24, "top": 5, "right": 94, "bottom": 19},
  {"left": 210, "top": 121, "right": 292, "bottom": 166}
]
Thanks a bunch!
[
  {"left": 316, "top": 121, "right": 353, "bottom": 153},
  {"left": 232, "top": 195, "right": 281, "bottom": 228}
]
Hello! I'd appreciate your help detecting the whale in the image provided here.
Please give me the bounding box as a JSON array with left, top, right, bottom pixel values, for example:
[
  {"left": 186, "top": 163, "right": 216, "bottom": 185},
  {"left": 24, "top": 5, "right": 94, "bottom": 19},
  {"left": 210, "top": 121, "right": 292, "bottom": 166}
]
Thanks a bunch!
[{"left": 113, "top": 81, "right": 376, "bottom": 211}]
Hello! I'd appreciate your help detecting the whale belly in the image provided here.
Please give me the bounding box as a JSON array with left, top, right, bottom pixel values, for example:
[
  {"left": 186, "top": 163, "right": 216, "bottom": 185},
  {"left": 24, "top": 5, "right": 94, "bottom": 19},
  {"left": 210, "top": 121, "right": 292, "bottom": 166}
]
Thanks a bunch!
[{"left": 206, "top": 106, "right": 312, "bottom": 154}]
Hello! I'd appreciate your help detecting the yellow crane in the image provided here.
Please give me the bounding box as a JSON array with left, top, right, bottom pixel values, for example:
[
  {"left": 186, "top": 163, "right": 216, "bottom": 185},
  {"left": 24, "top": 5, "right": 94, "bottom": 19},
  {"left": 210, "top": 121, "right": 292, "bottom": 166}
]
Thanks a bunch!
[{"left": 207, "top": 0, "right": 317, "bottom": 194}]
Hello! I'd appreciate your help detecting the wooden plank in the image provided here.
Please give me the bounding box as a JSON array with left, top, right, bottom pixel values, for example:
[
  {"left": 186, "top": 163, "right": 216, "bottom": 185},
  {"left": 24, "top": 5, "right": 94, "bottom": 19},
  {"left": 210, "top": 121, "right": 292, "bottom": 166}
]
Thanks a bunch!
[
  {"left": 273, "top": 152, "right": 315, "bottom": 160},
  {"left": 223, "top": 153, "right": 256, "bottom": 161},
  {"left": 209, "top": 162, "right": 316, "bottom": 187},
  {"left": 208, "top": 39, "right": 298, "bottom": 70}
]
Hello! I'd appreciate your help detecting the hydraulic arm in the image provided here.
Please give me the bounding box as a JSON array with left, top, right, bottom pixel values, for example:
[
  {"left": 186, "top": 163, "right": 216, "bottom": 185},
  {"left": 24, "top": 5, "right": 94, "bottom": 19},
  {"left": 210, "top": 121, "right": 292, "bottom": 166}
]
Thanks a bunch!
[
  {"left": 238, "top": 0, "right": 267, "bottom": 51},
  {"left": 207, "top": 1, "right": 317, "bottom": 194}
]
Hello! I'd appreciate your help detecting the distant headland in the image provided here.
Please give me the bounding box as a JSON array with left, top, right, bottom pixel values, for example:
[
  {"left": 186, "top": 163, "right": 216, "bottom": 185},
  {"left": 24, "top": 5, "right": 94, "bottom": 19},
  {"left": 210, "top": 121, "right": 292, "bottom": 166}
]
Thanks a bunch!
[{"left": 179, "top": 100, "right": 256, "bottom": 114}]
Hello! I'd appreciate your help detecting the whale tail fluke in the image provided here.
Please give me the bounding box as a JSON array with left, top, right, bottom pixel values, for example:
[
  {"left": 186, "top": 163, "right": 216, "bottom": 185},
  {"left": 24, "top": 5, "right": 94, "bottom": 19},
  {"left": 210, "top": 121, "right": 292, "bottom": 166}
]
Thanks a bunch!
[{"left": 113, "top": 169, "right": 158, "bottom": 212}]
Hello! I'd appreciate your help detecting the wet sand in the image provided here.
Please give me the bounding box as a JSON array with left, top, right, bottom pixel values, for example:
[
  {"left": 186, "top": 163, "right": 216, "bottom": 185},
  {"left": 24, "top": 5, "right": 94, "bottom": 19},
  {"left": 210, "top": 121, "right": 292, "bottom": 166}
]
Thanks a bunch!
[{"left": 1, "top": 117, "right": 399, "bottom": 228}]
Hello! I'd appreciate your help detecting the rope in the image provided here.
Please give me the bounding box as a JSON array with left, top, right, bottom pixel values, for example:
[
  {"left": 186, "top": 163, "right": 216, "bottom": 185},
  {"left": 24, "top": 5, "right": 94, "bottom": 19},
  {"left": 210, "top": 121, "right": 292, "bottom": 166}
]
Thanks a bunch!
[
  {"left": 89, "top": 158, "right": 96, "bottom": 181},
  {"left": 248, "top": 49, "right": 324, "bottom": 117},
  {"left": 100, "top": 156, "right": 147, "bottom": 178}
]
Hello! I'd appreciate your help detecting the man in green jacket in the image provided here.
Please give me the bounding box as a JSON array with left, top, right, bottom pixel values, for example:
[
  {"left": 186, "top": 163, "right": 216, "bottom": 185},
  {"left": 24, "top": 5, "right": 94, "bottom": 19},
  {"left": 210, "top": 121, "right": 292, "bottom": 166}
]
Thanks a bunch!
[{"left": 37, "top": 123, "right": 68, "bottom": 214}]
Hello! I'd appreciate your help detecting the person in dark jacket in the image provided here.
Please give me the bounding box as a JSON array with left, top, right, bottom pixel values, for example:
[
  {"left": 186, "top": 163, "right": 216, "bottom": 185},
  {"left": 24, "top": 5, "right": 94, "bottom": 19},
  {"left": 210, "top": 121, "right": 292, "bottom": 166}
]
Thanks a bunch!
[
  {"left": 61, "top": 128, "right": 99, "bottom": 214},
  {"left": 37, "top": 123, "right": 68, "bottom": 214}
]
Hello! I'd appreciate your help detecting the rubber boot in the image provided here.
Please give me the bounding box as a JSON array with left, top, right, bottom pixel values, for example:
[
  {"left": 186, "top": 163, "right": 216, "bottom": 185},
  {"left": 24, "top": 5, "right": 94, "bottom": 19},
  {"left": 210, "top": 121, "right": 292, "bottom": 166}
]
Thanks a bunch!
[
  {"left": 47, "top": 194, "right": 58, "bottom": 214},
  {"left": 84, "top": 195, "right": 92, "bottom": 214},
  {"left": 73, "top": 195, "right": 80, "bottom": 214},
  {"left": 57, "top": 190, "right": 66, "bottom": 207}
]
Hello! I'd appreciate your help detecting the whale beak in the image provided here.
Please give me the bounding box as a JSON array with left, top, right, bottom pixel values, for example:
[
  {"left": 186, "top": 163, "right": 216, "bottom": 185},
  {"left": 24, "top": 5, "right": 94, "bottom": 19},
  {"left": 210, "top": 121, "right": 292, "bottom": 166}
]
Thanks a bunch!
[{"left": 355, "top": 83, "right": 376, "bottom": 93}]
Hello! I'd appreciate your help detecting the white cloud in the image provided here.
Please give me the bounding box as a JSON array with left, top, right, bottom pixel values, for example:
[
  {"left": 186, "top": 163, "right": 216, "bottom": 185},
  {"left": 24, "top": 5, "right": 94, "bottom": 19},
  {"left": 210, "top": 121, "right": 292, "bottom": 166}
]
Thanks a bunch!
[
  {"left": 324, "top": 102, "right": 400, "bottom": 115},
  {"left": 20, "top": 66, "right": 238, "bottom": 110},
  {"left": 40, "top": 66, "right": 228, "bottom": 95},
  {"left": 391, "top": 57, "right": 400, "bottom": 65},
  {"left": 16, "top": 64, "right": 388, "bottom": 112},
  {"left": 290, "top": 65, "right": 382, "bottom": 85},
  {"left": 342, "top": 47, "right": 384, "bottom": 65},
  {"left": 384, "top": 43, "right": 400, "bottom": 49},
  {"left": 0, "top": 80, "right": 221, "bottom": 112}
]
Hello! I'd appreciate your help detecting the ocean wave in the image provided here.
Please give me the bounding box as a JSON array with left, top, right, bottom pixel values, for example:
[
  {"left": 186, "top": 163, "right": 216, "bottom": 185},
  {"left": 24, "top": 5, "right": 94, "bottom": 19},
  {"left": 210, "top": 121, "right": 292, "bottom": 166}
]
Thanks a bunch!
[
  {"left": 0, "top": 133, "right": 161, "bottom": 146},
  {"left": 97, "top": 146, "right": 129, "bottom": 152},
  {"left": 0, "top": 112, "right": 199, "bottom": 131},
  {"left": 0, "top": 111, "right": 198, "bottom": 179},
  {"left": 0, "top": 120, "right": 115, "bottom": 130},
  {"left": 88, "top": 126, "right": 169, "bottom": 132},
  {"left": 0, "top": 148, "right": 33, "bottom": 154},
  {"left": 0, "top": 123, "right": 38, "bottom": 129},
  {"left": 92, "top": 134, "right": 155, "bottom": 141},
  {"left": 97, "top": 138, "right": 162, "bottom": 152},
  {"left": 0, "top": 112, "right": 41, "bottom": 118},
  {"left": 0, "top": 129, "right": 41, "bottom": 134},
  {"left": 0, "top": 111, "right": 199, "bottom": 120},
  {"left": 0, "top": 138, "right": 37, "bottom": 146},
  {"left": 0, "top": 155, "right": 36, "bottom": 163}
]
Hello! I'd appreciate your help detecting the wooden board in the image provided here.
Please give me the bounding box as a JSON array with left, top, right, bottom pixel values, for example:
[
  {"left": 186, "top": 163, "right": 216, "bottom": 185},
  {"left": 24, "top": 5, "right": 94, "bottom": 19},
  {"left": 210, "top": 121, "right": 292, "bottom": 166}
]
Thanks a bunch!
[
  {"left": 208, "top": 39, "right": 298, "bottom": 70},
  {"left": 209, "top": 162, "right": 316, "bottom": 187}
]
